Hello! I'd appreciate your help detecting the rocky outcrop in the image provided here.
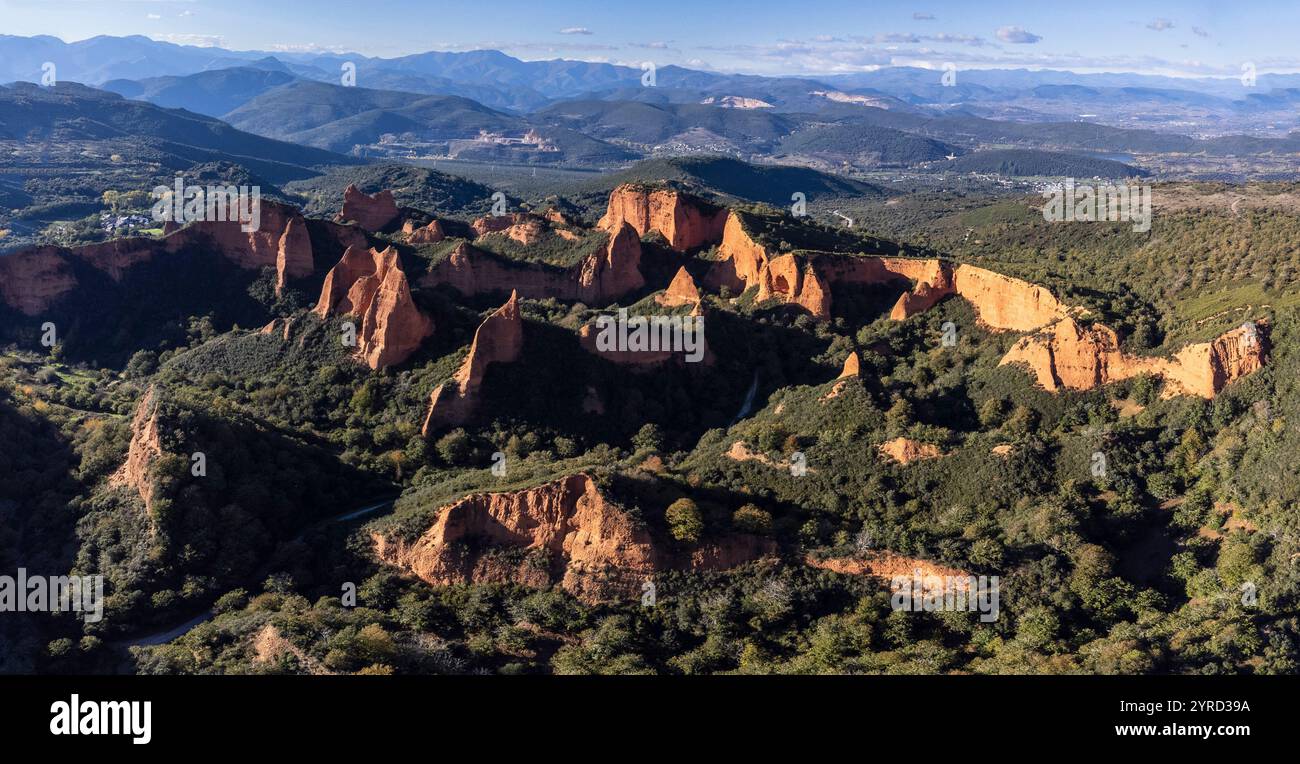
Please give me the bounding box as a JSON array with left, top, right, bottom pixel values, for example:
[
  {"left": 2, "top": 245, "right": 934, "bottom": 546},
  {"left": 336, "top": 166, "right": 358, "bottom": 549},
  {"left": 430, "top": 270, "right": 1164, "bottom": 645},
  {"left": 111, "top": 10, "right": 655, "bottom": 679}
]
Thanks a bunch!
[
  {"left": 823, "top": 351, "right": 863, "bottom": 400},
  {"left": 705, "top": 213, "right": 772, "bottom": 292},
  {"left": 838, "top": 352, "right": 861, "bottom": 379},
  {"left": 338, "top": 184, "right": 399, "bottom": 232},
  {"left": 372, "top": 473, "right": 775, "bottom": 603},
  {"left": 471, "top": 212, "right": 529, "bottom": 238},
  {"left": 403, "top": 218, "right": 445, "bottom": 244},
  {"left": 706, "top": 237, "right": 1071, "bottom": 332},
  {"left": 951, "top": 265, "right": 1068, "bottom": 331},
  {"left": 109, "top": 387, "right": 165, "bottom": 515},
  {"left": 1001, "top": 318, "right": 1267, "bottom": 398},
  {"left": 879, "top": 437, "right": 944, "bottom": 465},
  {"left": 0, "top": 249, "right": 79, "bottom": 316},
  {"left": 577, "top": 221, "right": 645, "bottom": 300},
  {"left": 754, "top": 253, "right": 832, "bottom": 318},
  {"left": 657, "top": 266, "right": 703, "bottom": 308},
  {"left": 597, "top": 184, "right": 729, "bottom": 252},
  {"left": 274, "top": 215, "right": 313, "bottom": 296},
  {"left": 314, "top": 245, "right": 433, "bottom": 369},
  {"left": 420, "top": 227, "right": 643, "bottom": 305},
  {"left": 807, "top": 552, "right": 972, "bottom": 581},
  {"left": 472, "top": 212, "right": 547, "bottom": 245},
  {"left": 0, "top": 199, "right": 364, "bottom": 316},
  {"left": 421, "top": 291, "right": 523, "bottom": 434}
]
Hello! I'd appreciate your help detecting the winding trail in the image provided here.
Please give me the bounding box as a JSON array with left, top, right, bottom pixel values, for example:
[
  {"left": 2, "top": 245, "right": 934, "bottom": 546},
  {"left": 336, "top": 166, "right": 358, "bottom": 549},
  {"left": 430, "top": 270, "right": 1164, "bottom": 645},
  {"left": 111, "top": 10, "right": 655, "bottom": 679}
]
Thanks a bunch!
[{"left": 119, "top": 497, "right": 396, "bottom": 648}]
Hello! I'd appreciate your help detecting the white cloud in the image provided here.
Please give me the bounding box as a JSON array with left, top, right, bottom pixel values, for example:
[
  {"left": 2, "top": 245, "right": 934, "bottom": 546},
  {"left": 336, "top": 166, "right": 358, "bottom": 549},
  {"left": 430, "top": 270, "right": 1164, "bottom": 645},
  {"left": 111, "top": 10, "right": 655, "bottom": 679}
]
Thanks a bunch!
[
  {"left": 146, "top": 13, "right": 161, "bottom": 20},
  {"left": 1192, "top": 26, "right": 1210, "bottom": 37},
  {"left": 178, "top": 10, "right": 196, "bottom": 18},
  {"left": 913, "top": 12, "right": 936, "bottom": 21},
  {"left": 1147, "top": 18, "right": 1175, "bottom": 31},
  {"left": 996, "top": 26, "right": 1042, "bottom": 44},
  {"left": 558, "top": 27, "right": 592, "bottom": 35}
]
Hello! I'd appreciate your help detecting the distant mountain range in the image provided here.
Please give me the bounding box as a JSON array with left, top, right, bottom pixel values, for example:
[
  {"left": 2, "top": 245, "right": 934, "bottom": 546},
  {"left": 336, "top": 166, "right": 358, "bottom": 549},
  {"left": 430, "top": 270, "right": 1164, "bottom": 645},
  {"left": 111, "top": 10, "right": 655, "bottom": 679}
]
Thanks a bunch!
[
  {"left": 5, "top": 35, "right": 1300, "bottom": 183},
  {"left": 8, "top": 34, "right": 1300, "bottom": 127}
]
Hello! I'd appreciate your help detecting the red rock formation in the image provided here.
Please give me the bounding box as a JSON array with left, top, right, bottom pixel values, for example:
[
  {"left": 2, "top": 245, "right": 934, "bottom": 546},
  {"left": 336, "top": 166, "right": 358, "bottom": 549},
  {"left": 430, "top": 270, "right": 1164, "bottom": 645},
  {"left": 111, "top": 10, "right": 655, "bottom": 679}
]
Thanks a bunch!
[
  {"left": 576, "top": 221, "right": 645, "bottom": 300},
  {"left": 372, "top": 473, "right": 775, "bottom": 603},
  {"left": 754, "top": 253, "right": 832, "bottom": 318},
  {"left": 951, "top": 264, "right": 1067, "bottom": 331},
  {"left": 420, "top": 228, "right": 644, "bottom": 305},
  {"left": 471, "top": 212, "right": 535, "bottom": 239},
  {"left": 337, "top": 184, "right": 399, "bottom": 231},
  {"left": 822, "top": 351, "right": 863, "bottom": 401},
  {"left": 403, "top": 218, "right": 445, "bottom": 244},
  {"left": 708, "top": 240, "right": 1069, "bottom": 332},
  {"left": 0, "top": 199, "right": 363, "bottom": 315},
  {"left": 879, "top": 437, "right": 944, "bottom": 465},
  {"left": 838, "top": 352, "right": 861, "bottom": 379},
  {"left": 422, "top": 290, "right": 523, "bottom": 434},
  {"left": 0, "top": 249, "right": 78, "bottom": 316},
  {"left": 657, "top": 266, "right": 703, "bottom": 307},
  {"left": 110, "top": 387, "right": 164, "bottom": 515},
  {"left": 807, "top": 552, "right": 972, "bottom": 581},
  {"left": 274, "top": 215, "right": 313, "bottom": 296},
  {"left": 1001, "top": 318, "right": 1267, "bottom": 398},
  {"left": 314, "top": 245, "right": 433, "bottom": 369},
  {"left": 597, "top": 184, "right": 728, "bottom": 252},
  {"left": 705, "top": 212, "right": 773, "bottom": 295}
]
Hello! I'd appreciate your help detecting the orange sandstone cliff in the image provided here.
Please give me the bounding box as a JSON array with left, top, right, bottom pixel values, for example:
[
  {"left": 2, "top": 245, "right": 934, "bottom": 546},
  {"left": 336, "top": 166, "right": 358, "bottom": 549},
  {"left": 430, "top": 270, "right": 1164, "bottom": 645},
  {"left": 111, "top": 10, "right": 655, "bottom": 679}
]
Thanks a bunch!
[
  {"left": 0, "top": 199, "right": 362, "bottom": 315},
  {"left": 597, "top": 184, "right": 729, "bottom": 252},
  {"left": 807, "top": 551, "right": 972, "bottom": 582},
  {"left": 1001, "top": 318, "right": 1266, "bottom": 398},
  {"left": 109, "top": 387, "right": 165, "bottom": 515},
  {"left": 420, "top": 225, "right": 644, "bottom": 305},
  {"left": 337, "top": 184, "right": 400, "bottom": 232},
  {"left": 314, "top": 245, "right": 434, "bottom": 369},
  {"left": 402, "top": 218, "right": 446, "bottom": 244},
  {"left": 372, "top": 473, "right": 775, "bottom": 603},
  {"left": 421, "top": 290, "right": 523, "bottom": 434},
  {"left": 656, "top": 266, "right": 703, "bottom": 307}
]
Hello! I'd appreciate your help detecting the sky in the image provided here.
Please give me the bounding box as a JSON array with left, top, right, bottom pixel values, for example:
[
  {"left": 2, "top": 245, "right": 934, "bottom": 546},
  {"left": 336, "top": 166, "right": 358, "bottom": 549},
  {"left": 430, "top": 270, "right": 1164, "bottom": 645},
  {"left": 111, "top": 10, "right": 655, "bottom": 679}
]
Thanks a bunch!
[{"left": 2, "top": 0, "right": 1297, "bottom": 77}]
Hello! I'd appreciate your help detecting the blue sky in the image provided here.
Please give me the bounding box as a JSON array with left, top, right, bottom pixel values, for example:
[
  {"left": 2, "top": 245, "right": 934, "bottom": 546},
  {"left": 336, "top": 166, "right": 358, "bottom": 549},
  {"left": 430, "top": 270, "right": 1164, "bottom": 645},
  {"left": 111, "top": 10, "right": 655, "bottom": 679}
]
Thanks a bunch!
[{"left": 1, "top": 0, "right": 1293, "bottom": 77}]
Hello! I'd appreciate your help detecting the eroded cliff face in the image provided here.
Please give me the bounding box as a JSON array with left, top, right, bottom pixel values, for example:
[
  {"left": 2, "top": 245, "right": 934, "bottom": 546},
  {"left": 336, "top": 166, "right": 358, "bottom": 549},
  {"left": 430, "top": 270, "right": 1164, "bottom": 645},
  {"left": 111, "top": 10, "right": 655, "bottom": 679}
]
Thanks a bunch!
[
  {"left": 1001, "top": 318, "right": 1267, "bottom": 398},
  {"left": 109, "top": 387, "right": 165, "bottom": 515},
  {"left": 403, "top": 218, "right": 445, "bottom": 244},
  {"left": 274, "top": 215, "right": 314, "bottom": 296},
  {"left": 420, "top": 226, "right": 644, "bottom": 305},
  {"left": 338, "top": 184, "right": 399, "bottom": 232},
  {"left": 754, "top": 254, "right": 832, "bottom": 318},
  {"left": 0, "top": 249, "right": 78, "bottom": 316},
  {"left": 951, "top": 265, "right": 1068, "bottom": 332},
  {"left": 577, "top": 221, "right": 645, "bottom": 300},
  {"left": 314, "top": 245, "right": 434, "bottom": 369},
  {"left": 0, "top": 199, "right": 359, "bottom": 315},
  {"left": 708, "top": 240, "right": 1070, "bottom": 334},
  {"left": 657, "top": 266, "right": 703, "bottom": 307},
  {"left": 597, "top": 184, "right": 729, "bottom": 252},
  {"left": 372, "top": 473, "right": 775, "bottom": 603},
  {"left": 421, "top": 290, "right": 523, "bottom": 434},
  {"left": 705, "top": 213, "right": 771, "bottom": 293},
  {"left": 807, "top": 552, "right": 972, "bottom": 581}
]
